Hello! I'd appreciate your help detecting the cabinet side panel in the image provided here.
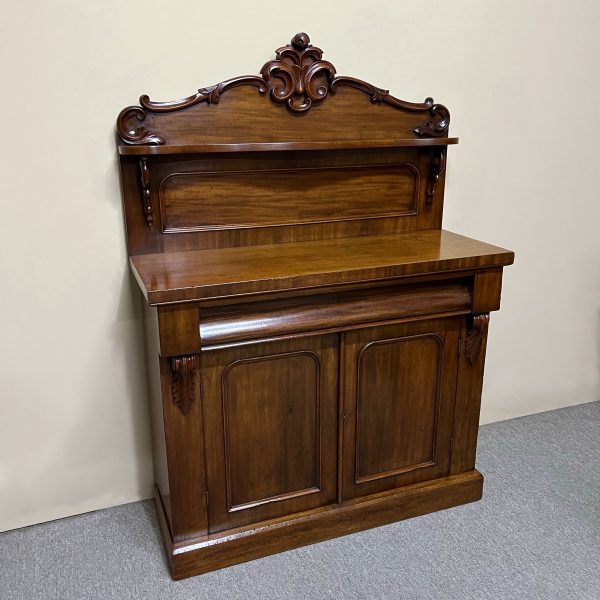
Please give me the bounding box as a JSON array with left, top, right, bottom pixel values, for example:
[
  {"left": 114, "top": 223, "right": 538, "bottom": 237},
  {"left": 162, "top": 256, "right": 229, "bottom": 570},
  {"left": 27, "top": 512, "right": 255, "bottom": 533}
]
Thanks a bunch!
[
  {"left": 450, "top": 314, "right": 490, "bottom": 474},
  {"left": 142, "top": 302, "right": 171, "bottom": 525},
  {"left": 160, "top": 353, "right": 208, "bottom": 542}
]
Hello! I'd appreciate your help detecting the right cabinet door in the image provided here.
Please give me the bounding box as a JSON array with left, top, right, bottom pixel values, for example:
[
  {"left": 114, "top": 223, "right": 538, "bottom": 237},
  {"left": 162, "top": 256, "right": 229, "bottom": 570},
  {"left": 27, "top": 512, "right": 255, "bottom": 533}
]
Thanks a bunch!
[{"left": 341, "top": 316, "right": 461, "bottom": 501}]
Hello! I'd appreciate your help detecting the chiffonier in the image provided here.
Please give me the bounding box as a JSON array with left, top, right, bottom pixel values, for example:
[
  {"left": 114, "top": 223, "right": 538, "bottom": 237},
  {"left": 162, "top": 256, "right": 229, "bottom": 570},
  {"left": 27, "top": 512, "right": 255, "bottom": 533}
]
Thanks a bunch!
[{"left": 116, "top": 33, "right": 514, "bottom": 579}]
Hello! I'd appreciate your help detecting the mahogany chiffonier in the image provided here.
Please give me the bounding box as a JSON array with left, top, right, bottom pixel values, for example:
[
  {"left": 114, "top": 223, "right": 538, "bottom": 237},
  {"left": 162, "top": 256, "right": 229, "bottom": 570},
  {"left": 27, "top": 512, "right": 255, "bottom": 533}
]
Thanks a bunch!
[{"left": 116, "top": 33, "right": 514, "bottom": 579}]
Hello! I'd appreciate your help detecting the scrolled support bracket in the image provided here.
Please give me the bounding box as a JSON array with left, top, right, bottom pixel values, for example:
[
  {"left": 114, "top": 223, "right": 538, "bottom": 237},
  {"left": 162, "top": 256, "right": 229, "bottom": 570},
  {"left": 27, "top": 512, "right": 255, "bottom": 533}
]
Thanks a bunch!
[
  {"left": 425, "top": 147, "right": 446, "bottom": 210},
  {"left": 139, "top": 157, "right": 153, "bottom": 228}
]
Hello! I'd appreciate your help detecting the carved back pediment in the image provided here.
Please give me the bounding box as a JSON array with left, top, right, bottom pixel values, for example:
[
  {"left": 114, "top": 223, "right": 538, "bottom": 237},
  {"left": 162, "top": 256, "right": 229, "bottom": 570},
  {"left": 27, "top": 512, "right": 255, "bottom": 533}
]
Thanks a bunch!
[{"left": 117, "top": 33, "right": 450, "bottom": 147}]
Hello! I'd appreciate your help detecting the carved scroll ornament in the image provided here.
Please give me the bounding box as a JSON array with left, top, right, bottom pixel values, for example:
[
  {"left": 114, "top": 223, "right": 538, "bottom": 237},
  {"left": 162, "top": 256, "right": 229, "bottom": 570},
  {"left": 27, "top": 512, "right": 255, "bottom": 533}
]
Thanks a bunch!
[
  {"left": 116, "top": 32, "right": 450, "bottom": 145},
  {"left": 171, "top": 355, "right": 196, "bottom": 414},
  {"left": 261, "top": 32, "right": 336, "bottom": 113}
]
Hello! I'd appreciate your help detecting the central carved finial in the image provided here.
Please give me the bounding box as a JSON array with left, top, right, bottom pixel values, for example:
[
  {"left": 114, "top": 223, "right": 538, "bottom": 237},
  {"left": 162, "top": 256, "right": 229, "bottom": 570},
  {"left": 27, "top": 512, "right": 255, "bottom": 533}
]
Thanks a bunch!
[
  {"left": 291, "top": 32, "right": 310, "bottom": 51},
  {"left": 261, "top": 32, "right": 336, "bottom": 113}
]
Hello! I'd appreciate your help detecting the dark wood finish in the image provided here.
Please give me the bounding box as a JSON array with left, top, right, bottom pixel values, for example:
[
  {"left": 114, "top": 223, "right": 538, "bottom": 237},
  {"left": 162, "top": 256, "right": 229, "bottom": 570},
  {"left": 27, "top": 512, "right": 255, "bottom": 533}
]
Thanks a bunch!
[
  {"left": 154, "top": 470, "right": 484, "bottom": 579},
  {"left": 117, "top": 32, "right": 513, "bottom": 578},
  {"left": 202, "top": 335, "right": 338, "bottom": 532},
  {"left": 117, "top": 33, "right": 450, "bottom": 151},
  {"left": 124, "top": 147, "right": 451, "bottom": 256},
  {"left": 450, "top": 315, "right": 490, "bottom": 475},
  {"left": 130, "top": 230, "right": 513, "bottom": 305},
  {"left": 119, "top": 137, "right": 459, "bottom": 156},
  {"left": 117, "top": 82, "right": 454, "bottom": 154},
  {"left": 472, "top": 269, "right": 504, "bottom": 312},
  {"left": 341, "top": 318, "right": 461, "bottom": 500},
  {"left": 156, "top": 305, "right": 200, "bottom": 356},
  {"left": 160, "top": 163, "right": 420, "bottom": 233},
  {"left": 198, "top": 282, "right": 471, "bottom": 348}
]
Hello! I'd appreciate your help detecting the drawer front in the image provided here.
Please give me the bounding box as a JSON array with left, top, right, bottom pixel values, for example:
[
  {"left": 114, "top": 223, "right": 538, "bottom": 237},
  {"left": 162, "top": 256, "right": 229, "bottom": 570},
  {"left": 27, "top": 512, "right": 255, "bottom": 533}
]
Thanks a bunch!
[{"left": 199, "top": 281, "right": 471, "bottom": 348}]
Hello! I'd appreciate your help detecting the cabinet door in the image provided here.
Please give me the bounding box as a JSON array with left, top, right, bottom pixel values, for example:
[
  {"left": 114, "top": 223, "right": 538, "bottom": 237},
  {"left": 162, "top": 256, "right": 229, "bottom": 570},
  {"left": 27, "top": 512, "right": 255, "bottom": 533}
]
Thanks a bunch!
[
  {"left": 341, "top": 317, "right": 461, "bottom": 501},
  {"left": 202, "top": 334, "right": 338, "bottom": 534}
]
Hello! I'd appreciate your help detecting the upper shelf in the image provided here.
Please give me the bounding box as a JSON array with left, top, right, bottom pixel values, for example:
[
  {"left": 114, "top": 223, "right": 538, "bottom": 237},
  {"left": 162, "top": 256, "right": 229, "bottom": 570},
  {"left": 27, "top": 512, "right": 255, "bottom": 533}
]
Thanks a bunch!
[
  {"left": 118, "top": 137, "right": 459, "bottom": 155},
  {"left": 130, "top": 229, "right": 515, "bottom": 305}
]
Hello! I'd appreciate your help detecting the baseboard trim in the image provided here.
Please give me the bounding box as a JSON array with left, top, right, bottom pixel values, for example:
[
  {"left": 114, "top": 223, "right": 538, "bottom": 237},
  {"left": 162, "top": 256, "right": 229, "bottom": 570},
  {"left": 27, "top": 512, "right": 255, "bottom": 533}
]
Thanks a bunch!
[{"left": 154, "top": 470, "right": 483, "bottom": 580}]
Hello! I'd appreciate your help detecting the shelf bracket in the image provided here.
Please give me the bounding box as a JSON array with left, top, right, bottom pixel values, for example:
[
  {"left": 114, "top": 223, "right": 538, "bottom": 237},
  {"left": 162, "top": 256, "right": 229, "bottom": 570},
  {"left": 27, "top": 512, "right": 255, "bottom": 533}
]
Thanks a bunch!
[
  {"left": 139, "top": 157, "right": 153, "bottom": 228},
  {"left": 425, "top": 147, "right": 446, "bottom": 210}
]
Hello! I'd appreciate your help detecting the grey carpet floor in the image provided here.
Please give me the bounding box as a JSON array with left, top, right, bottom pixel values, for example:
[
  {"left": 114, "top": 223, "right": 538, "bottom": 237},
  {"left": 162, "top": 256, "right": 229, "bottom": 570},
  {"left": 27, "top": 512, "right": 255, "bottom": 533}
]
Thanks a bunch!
[{"left": 1, "top": 402, "right": 599, "bottom": 600}]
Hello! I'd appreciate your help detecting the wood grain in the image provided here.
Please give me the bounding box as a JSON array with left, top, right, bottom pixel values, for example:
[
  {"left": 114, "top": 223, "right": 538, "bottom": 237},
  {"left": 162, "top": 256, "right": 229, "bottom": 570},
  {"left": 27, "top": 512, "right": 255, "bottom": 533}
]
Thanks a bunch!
[
  {"left": 450, "top": 315, "right": 490, "bottom": 475},
  {"left": 119, "top": 137, "right": 458, "bottom": 155},
  {"left": 118, "top": 30, "right": 513, "bottom": 579},
  {"left": 159, "top": 163, "right": 419, "bottom": 233},
  {"left": 130, "top": 230, "right": 514, "bottom": 305},
  {"left": 341, "top": 317, "right": 460, "bottom": 500},
  {"left": 153, "top": 470, "right": 484, "bottom": 579},
  {"left": 201, "top": 335, "right": 339, "bottom": 533},
  {"left": 199, "top": 282, "right": 471, "bottom": 347},
  {"left": 117, "top": 33, "right": 453, "bottom": 151}
]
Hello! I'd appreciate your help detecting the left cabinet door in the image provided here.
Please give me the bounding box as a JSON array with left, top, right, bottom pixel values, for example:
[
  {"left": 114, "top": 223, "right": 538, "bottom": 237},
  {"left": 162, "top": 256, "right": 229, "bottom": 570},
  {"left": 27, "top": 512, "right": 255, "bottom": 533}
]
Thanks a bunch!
[{"left": 201, "top": 334, "right": 339, "bottom": 534}]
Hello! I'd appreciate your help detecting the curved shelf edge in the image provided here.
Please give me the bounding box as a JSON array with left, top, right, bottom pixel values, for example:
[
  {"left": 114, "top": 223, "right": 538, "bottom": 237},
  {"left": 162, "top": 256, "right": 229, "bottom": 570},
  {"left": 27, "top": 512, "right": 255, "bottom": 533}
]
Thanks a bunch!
[{"left": 118, "top": 137, "right": 459, "bottom": 156}]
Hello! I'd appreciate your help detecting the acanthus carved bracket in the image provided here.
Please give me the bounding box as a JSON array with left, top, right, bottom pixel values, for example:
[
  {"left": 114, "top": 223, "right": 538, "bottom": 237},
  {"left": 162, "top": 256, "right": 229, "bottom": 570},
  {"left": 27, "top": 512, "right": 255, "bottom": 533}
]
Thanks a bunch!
[
  {"left": 116, "top": 32, "right": 450, "bottom": 145},
  {"left": 171, "top": 355, "right": 196, "bottom": 415},
  {"left": 465, "top": 314, "right": 490, "bottom": 365}
]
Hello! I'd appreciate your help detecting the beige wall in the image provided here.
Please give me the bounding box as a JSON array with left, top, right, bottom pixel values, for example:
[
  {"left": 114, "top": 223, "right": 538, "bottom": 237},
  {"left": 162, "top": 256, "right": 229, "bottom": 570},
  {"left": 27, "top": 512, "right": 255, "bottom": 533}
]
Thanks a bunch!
[{"left": 1, "top": 0, "right": 599, "bottom": 532}]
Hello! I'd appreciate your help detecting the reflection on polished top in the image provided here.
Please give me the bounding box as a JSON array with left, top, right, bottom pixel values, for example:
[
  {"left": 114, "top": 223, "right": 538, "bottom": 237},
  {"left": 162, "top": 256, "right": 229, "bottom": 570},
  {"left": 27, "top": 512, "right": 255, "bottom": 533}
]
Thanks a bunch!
[{"left": 130, "top": 229, "right": 514, "bottom": 304}]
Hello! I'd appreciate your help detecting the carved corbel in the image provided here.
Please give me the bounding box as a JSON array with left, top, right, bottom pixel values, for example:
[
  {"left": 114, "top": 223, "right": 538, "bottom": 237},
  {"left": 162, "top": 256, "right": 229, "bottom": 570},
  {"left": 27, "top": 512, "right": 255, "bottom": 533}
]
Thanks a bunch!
[
  {"left": 139, "top": 158, "right": 152, "bottom": 228},
  {"left": 171, "top": 355, "right": 196, "bottom": 414},
  {"left": 465, "top": 314, "right": 489, "bottom": 365},
  {"left": 425, "top": 147, "right": 446, "bottom": 210}
]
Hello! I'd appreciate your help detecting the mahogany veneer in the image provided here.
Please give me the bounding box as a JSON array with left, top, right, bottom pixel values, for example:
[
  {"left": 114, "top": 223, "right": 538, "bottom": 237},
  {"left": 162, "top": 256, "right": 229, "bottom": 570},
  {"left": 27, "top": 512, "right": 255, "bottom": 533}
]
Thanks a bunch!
[{"left": 116, "top": 32, "right": 514, "bottom": 579}]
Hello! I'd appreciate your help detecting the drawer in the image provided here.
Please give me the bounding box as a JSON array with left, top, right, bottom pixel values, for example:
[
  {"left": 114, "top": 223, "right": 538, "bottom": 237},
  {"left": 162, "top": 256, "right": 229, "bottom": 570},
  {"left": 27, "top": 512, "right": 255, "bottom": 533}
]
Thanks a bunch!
[{"left": 199, "top": 280, "right": 471, "bottom": 348}]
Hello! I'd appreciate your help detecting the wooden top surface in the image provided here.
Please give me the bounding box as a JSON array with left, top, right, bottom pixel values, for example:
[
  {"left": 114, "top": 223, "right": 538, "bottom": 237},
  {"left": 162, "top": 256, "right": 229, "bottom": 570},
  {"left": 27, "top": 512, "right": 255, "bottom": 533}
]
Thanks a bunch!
[{"left": 130, "top": 230, "right": 514, "bottom": 305}]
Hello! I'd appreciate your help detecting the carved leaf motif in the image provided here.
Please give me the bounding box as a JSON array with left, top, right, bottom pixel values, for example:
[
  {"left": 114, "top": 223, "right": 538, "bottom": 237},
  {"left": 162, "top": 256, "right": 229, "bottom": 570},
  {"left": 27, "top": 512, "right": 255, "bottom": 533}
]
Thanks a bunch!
[
  {"left": 413, "top": 103, "right": 451, "bottom": 138},
  {"left": 117, "top": 107, "right": 165, "bottom": 145},
  {"left": 140, "top": 76, "right": 267, "bottom": 111},
  {"left": 465, "top": 314, "right": 490, "bottom": 365},
  {"left": 171, "top": 356, "right": 196, "bottom": 414},
  {"left": 261, "top": 33, "right": 336, "bottom": 113}
]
